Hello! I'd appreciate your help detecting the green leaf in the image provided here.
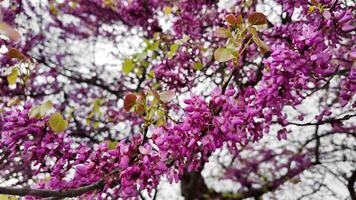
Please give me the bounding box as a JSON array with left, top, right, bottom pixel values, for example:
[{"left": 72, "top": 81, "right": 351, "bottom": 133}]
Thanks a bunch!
[
  {"left": 135, "top": 52, "right": 147, "bottom": 61},
  {"left": 245, "top": 0, "right": 253, "bottom": 7},
  {"left": 48, "top": 112, "right": 68, "bottom": 133},
  {"left": 152, "top": 41, "right": 160, "bottom": 51},
  {"left": 254, "top": 37, "right": 270, "bottom": 54},
  {"left": 147, "top": 70, "right": 155, "bottom": 79},
  {"left": 107, "top": 140, "right": 118, "bottom": 150},
  {"left": 0, "top": 194, "right": 18, "bottom": 200},
  {"left": 181, "top": 35, "right": 190, "bottom": 43},
  {"left": 163, "top": 6, "right": 172, "bottom": 15},
  {"left": 155, "top": 111, "right": 166, "bottom": 127},
  {"left": 215, "top": 28, "right": 230, "bottom": 38},
  {"left": 248, "top": 27, "right": 270, "bottom": 54},
  {"left": 122, "top": 58, "right": 134, "bottom": 75},
  {"left": 193, "top": 62, "right": 204, "bottom": 70},
  {"left": 308, "top": 5, "right": 315, "bottom": 13},
  {"left": 214, "top": 48, "right": 234, "bottom": 62},
  {"left": 148, "top": 40, "right": 160, "bottom": 51},
  {"left": 148, "top": 105, "right": 158, "bottom": 120},
  {"left": 7, "top": 68, "right": 18, "bottom": 85},
  {"left": 93, "top": 121, "right": 100, "bottom": 129},
  {"left": 168, "top": 43, "right": 180, "bottom": 59},
  {"left": 93, "top": 98, "right": 104, "bottom": 114},
  {"left": 29, "top": 100, "right": 53, "bottom": 118},
  {"left": 152, "top": 82, "right": 161, "bottom": 89}
]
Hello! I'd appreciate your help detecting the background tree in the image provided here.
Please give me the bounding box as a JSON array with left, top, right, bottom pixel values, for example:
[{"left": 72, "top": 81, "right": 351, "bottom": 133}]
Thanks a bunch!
[{"left": 0, "top": 0, "right": 355, "bottom": 199}]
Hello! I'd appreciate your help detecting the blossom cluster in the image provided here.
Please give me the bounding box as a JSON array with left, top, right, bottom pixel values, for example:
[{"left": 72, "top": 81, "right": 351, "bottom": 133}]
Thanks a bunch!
[
  {"left": 0, "top": 0, "right": 355, "bottom": 199},
  {"left": 0, "top": 103, "right": 74, "bottom": 177}
]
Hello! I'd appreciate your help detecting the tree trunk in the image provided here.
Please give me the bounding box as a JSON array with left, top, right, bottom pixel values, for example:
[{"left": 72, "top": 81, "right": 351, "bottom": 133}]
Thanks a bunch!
[{"left": 181, "top": 171, "right": 208, "bottom": 200}]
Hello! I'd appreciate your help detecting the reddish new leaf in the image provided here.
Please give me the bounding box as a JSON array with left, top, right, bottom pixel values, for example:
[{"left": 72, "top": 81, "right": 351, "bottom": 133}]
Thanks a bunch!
[
  {"left": 248, "top": 12, "right": 268, "bottom": 25},
  {"left": 8, "top": 48, "right": 26, "bottom": 60},
  {"left": 124, "top": 93, "right": 137, "bottom": 111},
  {"left": 225, "top": 14, "right": 238, "bottom": 26},
  {"left": 0, "top": 22, "right": 21, "bottom": 42}
]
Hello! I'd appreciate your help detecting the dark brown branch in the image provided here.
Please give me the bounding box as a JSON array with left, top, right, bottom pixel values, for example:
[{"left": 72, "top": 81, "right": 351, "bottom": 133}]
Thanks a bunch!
[
  {"left": 0, "top": 168, "right": 120, "bottom": 198},
  {"left": 181, "top": 171, "right": 208, "bottom": 200},
  {"left": 314, "top": 125, "right": 321, "bottom": 164},
  {"left": 0, "top": 181, "right": 104, "bottom": 198},
  {"left": 287, "top": 114, "right": 356, "bottom": 127},
  {"left": 348, "top": 169, "right": 356, "bottom": 200}
]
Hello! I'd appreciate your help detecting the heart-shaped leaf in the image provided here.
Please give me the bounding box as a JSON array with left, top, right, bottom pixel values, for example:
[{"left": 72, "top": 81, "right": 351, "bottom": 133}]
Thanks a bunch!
[
  {"left": 214, "top": 48, "right": 234, "bottom": 62},
  {"left": 7, "top": 68, "right": 18, "bottom": 85},
  {"left": 8, "top": 48, "right": 26, "bottom": 60},
  {"left": 49, "top": 112, "right": 68, "bottom": 133},
  {"left": 122, "top": 59, "right": 134, "bottom": 75},
  {"left": 215, "top": 28, "right": 230, "bottom": 38},
  {"left": 0, "top": 22, "right": 20, "bottom": 42},
  {"left": 107, "top": 140, "right": 118, "bottom": 150},
  {"left": 159, "top": 91, "right": 175, "bottom": 103},
  {"left": 193, "top": 62, "right": 204, "bottom": 70},
  {"left": 225, "top": 14, "right": 238, "bottom": 26},
  {"left": 168, "top": 43, "right": 180, "bottom": 58},
  {"left": 124, "top": 93, "right": 137, "bottom": 111},
  {"left": 248, "top": 12, "right": 268, "bottom": 25},
  {"left": 30, "top": 100, "right": 53, "bottom": 118}
]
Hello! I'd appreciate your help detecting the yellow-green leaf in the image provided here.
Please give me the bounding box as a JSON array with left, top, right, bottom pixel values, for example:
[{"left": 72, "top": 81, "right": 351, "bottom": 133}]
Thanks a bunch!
[
  {"left": 7, "top": 68, "right": 18, "bottom": 85},
  {"left": 49, "top": 3, "right": 59, "bottom": 15},
  {"left": 155, "top": 115, "right": 166, "bottom": 127},
  {"left": 0, "top": 194, "right": 18, "bottom": 200},
  {"left": 148, "top": 40, "right": 160, "bottom": 51},
  {"left": 163, "top": 6, "right": 172, "bottom": 15},
  {"left": 148, "top": 105, "right": 158, "bottom": 120},
  {"left": 93, "top": 98, "right": 104, "bottom": 114},
  {"left": 193, "top": 62, "right": 204, "bottom": 70},
  {"left": 308, "top": 5, "right": 315, "bottom": 13},
  {"left": 49, "top": 112, "right": 68, "bottom": 133},
  {"left": 85, "top": 117, "right": 91, "bottom": 126},
  {"left": 214, "top": 48, "right": 234, "bottom": 62},
  {"left": 245, "top": 0, "right": 253, "bottom": 7},
  {"left": 135, "top": 52, "right": 147, "bottom": 61},
  {"left": 215, "top": 28, "right": 230, "bottom": 38},
  {"left": 107, "top": 140, "right": 118, "bottom": 150},
  {"left": 248, "top": 27, "right": 270, "bottom": 54},
  {"left": 168, "top": 43, "right": 180, "bottom": 58},
  {"left": 29, "top": 100, "right": 53, "bottom": 118},
  {"left": 254, "top": 38, "right": 270, "bottom": 54},
  {"left": 122, "top": 58, "right": 134, "bottom": 75},
  {"left": 147, "top": 70, "right": 155, "bottom": 79},
  {"left": 181, "top": 35, "right": 190, "bottom": 43},
  {"left": 93, "top": 121, "right": 100, "bottom": 129}
]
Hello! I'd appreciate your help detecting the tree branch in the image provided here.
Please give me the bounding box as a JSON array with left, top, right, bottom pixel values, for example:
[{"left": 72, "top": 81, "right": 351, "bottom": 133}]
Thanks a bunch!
[
  {"left": 0, "top": 168, "right": 120, "bottom": 198},
  {"left": 348, "top": 169, "right": 356, "bottom": 200},
  {"left": 0, "top": 181, "right": 104, "bottom": 198},
  {"left": 287, "top": 114, "right": 356, "bottom": 127}
]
